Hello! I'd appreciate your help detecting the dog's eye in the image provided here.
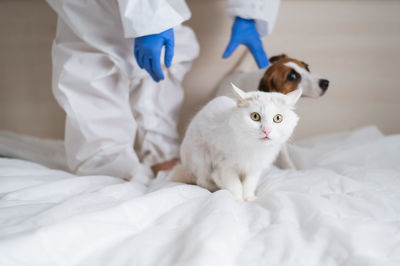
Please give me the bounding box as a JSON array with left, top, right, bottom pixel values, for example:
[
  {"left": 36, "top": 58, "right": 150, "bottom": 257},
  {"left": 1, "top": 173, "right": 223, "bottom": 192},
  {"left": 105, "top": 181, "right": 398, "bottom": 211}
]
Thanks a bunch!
[
  {"left": 287, "top": 70, "right": 299, "bottom": 81},
  {"left": 273, "top": 114, "right": 283, "bottom": 123},
  {"left": 250, "top": 112, "right": 261, "bottom": 122}
]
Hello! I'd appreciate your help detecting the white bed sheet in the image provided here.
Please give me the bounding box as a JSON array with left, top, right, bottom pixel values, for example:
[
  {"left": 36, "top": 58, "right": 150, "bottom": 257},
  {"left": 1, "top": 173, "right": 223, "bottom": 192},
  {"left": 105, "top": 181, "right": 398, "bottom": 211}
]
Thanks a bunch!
[{"left": 0, "top": 126, "right": 399, "bottom": 266}]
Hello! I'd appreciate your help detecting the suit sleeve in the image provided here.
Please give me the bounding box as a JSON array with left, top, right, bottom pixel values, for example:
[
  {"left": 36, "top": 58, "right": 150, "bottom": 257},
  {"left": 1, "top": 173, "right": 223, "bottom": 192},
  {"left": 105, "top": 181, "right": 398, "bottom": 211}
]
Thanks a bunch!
[
  {"left": 226, "top": 0, "right": 280, "bottom": 36},
  {"left": 117, "top": 0, "right": 192, "bottom": 38}
]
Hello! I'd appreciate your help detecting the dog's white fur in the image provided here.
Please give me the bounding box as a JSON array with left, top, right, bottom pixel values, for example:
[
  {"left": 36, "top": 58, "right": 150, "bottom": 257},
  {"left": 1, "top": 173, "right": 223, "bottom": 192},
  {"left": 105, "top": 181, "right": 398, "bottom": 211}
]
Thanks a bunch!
[{"left": 284, "top": 62, "right": 324, "bottom": 98}]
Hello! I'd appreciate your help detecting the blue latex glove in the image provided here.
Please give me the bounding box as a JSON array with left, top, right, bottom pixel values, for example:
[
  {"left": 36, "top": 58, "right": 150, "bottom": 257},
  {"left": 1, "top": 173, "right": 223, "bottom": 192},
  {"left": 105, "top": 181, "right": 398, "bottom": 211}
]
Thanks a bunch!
[
  {"left": 223, "top": 17, "right": 269, "bottom": 69},
  {"left": 134, "top": 28, "right": 174, "bottom": 82}
]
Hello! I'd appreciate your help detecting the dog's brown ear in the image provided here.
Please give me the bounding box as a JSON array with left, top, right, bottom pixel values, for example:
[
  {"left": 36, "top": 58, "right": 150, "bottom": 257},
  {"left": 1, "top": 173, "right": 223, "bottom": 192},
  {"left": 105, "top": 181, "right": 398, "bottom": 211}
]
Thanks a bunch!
[
  {"left": 269, "top": 54, "right": 287, "bottom": 64},
  {"left": 301, "top": 61, "right": 310, "bottom": 72},
  {"left": 258, "top": 76, "right": 274, "bottom": 92}
]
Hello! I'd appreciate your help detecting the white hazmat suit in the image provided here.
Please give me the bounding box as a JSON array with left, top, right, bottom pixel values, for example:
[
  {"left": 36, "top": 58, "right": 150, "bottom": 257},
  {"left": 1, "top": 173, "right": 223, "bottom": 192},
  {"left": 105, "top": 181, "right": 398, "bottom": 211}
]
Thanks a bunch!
[{"left": 46, "top": 0, "right": 280, "bottom": 182}]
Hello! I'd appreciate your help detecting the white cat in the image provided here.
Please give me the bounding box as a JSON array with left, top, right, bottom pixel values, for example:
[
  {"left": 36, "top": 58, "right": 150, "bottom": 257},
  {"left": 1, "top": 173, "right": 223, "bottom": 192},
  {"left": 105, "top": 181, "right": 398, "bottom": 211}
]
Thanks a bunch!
[{"left": 173, "top": 84, "right": 301, "bottom": 201}]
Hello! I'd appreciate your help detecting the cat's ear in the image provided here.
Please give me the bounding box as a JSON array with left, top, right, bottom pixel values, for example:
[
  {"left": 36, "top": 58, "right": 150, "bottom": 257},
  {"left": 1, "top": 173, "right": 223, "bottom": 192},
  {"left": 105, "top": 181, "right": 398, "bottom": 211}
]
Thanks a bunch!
[
  {"left": 231, "top": 83, "right": 249, "bottom": 107},
  {"left": 285, "top": 88, "right": 302, "bottom": 106}
]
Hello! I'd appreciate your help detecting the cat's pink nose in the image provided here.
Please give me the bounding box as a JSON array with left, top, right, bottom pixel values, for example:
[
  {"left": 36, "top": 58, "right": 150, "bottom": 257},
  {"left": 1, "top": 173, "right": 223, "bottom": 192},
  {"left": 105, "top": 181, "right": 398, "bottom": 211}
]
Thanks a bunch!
[{"left": 263, "top": 129, "right": 271, "bottom": 136}]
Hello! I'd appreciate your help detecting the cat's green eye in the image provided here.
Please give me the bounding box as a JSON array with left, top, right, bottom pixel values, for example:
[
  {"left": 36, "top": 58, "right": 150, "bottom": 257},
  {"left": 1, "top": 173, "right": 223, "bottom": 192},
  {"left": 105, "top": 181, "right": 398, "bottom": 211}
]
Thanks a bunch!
[
  {"left": 273, "top": 114, "right": 283, "bottom": 123},
  {"left": 250, "top": 112, "right": 261, "bottom": 122}
]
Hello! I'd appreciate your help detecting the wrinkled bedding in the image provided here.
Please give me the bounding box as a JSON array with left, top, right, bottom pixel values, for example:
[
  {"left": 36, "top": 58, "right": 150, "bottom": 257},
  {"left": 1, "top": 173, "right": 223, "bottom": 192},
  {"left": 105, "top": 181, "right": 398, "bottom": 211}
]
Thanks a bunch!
[{"left": 0, "top": 126, "right": 399, "bottom": 266}]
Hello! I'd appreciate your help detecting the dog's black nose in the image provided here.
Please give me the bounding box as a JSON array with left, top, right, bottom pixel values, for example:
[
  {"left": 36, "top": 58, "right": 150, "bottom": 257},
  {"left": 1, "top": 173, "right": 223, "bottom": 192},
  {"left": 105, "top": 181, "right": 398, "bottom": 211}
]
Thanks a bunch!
[{"left": 319, "top": 79, "right": 329, "bottom": 91}]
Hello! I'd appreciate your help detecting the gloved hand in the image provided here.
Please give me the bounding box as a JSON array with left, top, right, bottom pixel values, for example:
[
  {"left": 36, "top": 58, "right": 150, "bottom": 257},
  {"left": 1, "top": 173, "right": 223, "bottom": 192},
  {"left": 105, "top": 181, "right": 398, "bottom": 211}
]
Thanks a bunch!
[
  {"left": 134, "top": 28, "right": 174, "bottom": 82},
  {"left": 223, "top": 17, "right": 269, "bottom": 69}
]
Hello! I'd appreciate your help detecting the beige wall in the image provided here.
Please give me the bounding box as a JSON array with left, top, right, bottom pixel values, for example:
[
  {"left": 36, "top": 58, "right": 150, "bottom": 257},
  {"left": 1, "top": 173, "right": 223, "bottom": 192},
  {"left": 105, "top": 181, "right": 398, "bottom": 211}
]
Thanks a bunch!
[
  {"left": 1, "top": 0, "right": 400, "bottom": 141},
  {"left": 0, "top": 0, "right": 62, "bottom": 138}
]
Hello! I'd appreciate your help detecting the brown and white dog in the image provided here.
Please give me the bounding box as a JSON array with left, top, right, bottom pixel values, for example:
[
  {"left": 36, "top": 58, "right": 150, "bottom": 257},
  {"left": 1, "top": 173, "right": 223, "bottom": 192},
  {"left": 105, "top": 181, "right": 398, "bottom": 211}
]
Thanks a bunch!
[
  {"left": 217, "top": 54, "right": 329, "bottom": 98},
  {"left": 216, "top": 54, "right": 330, "bottom": 169},
  {"left": 258, "top": 54, "right": 329, "bottom": 97}
]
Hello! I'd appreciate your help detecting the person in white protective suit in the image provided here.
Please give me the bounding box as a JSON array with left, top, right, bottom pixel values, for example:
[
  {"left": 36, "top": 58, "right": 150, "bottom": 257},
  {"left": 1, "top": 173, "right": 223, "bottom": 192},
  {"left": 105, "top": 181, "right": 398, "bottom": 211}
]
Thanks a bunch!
[{"left": 46, "top": 0, "right": 280, "bottom": 182}]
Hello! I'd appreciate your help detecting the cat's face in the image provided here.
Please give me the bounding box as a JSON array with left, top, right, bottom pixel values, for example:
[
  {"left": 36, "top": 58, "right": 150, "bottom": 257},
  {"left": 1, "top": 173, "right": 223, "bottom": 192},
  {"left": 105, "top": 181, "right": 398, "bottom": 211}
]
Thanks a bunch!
[{"left": 229, "top": 84, "right": 301, "bottom": 144}]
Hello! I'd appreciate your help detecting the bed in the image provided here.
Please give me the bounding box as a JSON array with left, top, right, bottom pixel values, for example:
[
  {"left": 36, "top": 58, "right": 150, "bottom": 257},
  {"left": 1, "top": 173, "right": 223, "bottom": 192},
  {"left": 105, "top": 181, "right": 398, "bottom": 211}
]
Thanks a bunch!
[{"left": 0, "top": 126, "right": 399, "bottom": 266}]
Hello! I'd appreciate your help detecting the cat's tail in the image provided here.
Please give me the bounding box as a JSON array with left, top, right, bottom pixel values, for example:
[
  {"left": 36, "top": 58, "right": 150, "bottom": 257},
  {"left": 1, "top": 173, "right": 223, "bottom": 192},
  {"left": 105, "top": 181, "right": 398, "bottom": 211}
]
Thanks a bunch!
[
  {"left": 170, "top": 164, "right": 196, "bottom": 185},
  {"left": 0, "top": 131, "right": 68, "bottom": 171}
]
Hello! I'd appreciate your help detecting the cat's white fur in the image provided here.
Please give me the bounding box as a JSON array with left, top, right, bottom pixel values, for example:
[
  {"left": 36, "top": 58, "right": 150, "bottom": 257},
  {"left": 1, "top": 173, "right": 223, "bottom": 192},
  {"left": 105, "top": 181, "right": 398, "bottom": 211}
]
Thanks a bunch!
[{"left": 173, "top": 84, "right": 301, "bottom": 201}]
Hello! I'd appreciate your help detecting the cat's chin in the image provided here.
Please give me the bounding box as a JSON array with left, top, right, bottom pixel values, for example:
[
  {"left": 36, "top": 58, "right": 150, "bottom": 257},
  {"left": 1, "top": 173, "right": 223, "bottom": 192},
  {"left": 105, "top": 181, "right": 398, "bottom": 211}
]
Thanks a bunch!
[
  {"left": 258, "top": 137, "right": 287, "bottom": 144},
  {"left": 258, "top": 137, "right": 275, "bottom": 143}
]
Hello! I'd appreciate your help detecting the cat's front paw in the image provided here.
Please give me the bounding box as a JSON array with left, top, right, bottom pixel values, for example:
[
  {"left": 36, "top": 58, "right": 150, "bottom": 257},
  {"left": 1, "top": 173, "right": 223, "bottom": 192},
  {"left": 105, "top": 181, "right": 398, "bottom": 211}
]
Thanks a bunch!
[{"left": 244, "top": 195, "right": 257, "bottom": 202}]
